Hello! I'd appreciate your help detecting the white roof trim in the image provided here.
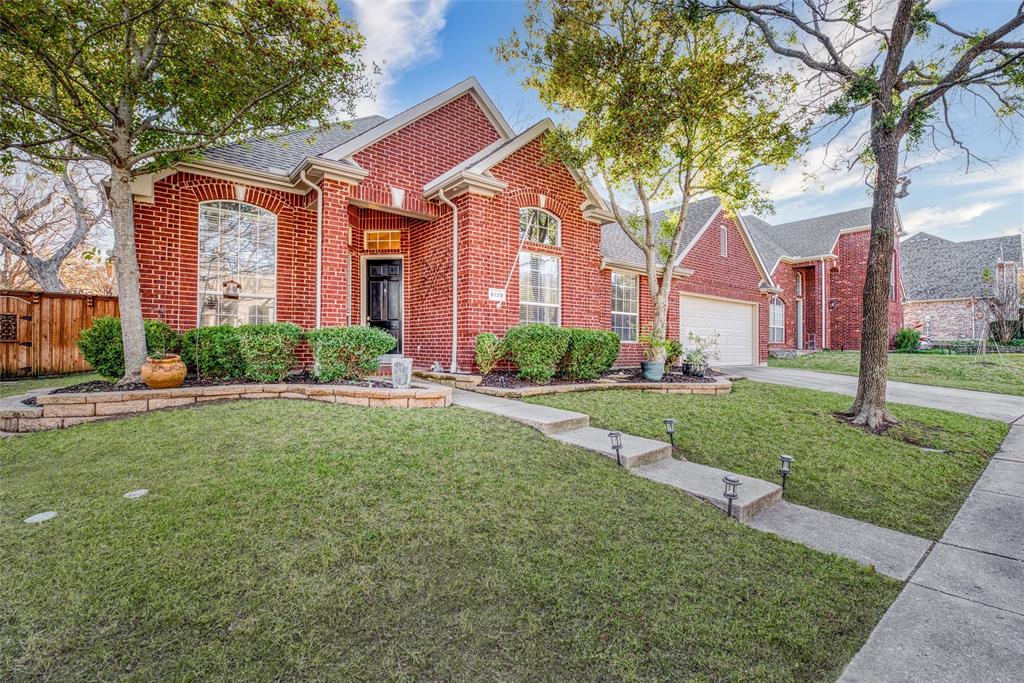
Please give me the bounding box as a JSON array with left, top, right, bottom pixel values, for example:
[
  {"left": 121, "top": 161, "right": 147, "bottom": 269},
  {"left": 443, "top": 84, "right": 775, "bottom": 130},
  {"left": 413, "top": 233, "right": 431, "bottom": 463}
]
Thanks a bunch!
[
  {"left": 734, "top": 214, "right": 778, "bottom": 287},
  {"left": 672, "top": 202, "right": 723, "bottom": 266},
  {"left": 321, "top": 77, "right": 514, "bottom": 162},
  {"left": 467, "top": 118, "right": 555, "bottom": 173}
]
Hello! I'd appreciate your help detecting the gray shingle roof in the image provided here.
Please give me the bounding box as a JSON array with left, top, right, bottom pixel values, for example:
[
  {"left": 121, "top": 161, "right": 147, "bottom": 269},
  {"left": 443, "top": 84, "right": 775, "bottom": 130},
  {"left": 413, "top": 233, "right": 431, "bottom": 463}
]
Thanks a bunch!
[
  {"left": 744, "top": 206, "right": 874, "bottom": 272},
  {"left": 600, "top": 197, "right": 721, "bottom": 269},
  {"left": 201, "top": 116, "right": 388, "bottom": 175},
  {"left": 900, "top": 232, "right": 1023, "bottom": 301}
]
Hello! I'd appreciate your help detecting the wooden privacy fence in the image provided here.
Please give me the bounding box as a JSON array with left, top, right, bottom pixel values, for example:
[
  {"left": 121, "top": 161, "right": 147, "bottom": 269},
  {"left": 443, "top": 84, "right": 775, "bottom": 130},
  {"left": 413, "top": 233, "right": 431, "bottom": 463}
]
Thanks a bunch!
[{"left": 1, "top": 290, "right": 119, "bottom": 378}]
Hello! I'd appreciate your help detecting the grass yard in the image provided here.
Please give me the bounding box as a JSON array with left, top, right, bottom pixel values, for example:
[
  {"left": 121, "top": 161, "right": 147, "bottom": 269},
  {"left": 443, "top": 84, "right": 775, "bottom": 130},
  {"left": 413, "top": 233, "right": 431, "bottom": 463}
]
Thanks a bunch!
[
  {"left": 768, "top": 350, "right": 1024, "bottom": 396},
  {"left": 0, "top": 372, "right": 100, "bottom": 399},
  {"left": 528, "top": 382, "right": 1007, "bottom": 539},
  {"left": 0, "top": 400, "right": 900, "bottom": 681}
]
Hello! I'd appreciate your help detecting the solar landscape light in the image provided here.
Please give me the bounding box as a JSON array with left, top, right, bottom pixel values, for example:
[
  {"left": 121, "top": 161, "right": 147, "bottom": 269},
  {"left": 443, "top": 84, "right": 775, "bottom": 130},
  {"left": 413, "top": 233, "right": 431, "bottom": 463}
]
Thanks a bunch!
[
  {"left": 778, "top": 454, "right": 795, "bottom": 491},
  {"left": 663, "top": 419, "right": 677, "bottom": 448},
  {"left": 608, "top": 431, "right": 623, "bottom": 467},
  {"left": 722, "top": 474, "right": 741, "bottom": 518}
]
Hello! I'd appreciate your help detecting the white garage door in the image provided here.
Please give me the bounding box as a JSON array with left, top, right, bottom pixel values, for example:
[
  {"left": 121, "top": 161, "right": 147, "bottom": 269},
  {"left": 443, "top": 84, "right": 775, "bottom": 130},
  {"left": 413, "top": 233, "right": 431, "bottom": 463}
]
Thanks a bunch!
[{"left": 680, "top": 295, "right": 755, "bottom": 366}]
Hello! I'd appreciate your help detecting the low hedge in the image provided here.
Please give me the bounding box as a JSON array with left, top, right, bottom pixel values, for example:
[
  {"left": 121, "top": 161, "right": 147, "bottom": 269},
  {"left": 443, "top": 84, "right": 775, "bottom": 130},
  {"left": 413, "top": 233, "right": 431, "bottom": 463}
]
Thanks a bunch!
[
  {"left": 180, "top": 325, "right": 245, "bottom": 378},
  {"left": 504, "top": 323, "right": 571, "bottom": 383},
  {"left": 306, "top": 326, "right": 397, "bottom": 381},
  {"left": 76, "top": 317, "right": 180, "bottom": 380},
  {"left": 561, "top": 328, "right": 620, "bottom": 381},
  {"left": 237, "top": 323, "right": 304, "bottom": 382}
]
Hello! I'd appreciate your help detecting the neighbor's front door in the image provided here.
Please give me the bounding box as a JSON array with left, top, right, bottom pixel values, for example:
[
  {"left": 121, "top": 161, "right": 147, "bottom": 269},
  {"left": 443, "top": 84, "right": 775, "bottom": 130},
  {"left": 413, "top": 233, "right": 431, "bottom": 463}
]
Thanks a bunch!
[{"left": 366, "top": 259, "right": 402, "bottom": 353}]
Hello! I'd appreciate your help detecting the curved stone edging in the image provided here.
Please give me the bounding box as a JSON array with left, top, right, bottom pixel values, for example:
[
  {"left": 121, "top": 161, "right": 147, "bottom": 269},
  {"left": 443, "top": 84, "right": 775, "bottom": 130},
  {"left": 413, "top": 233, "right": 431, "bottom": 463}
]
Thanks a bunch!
[
  {"left": 0, "top": 382, "right": 452, "bottom": 433},
  {"left": 465, "top": 378, "right": 732, "bottom": 399}
]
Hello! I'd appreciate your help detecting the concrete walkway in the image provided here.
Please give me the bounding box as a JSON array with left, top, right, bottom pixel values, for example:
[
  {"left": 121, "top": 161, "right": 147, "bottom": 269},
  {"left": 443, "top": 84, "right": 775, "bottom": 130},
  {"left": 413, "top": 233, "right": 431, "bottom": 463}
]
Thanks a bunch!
[
  {"left": 840, "top": 424, "right": 1024, "bottom": 682},
  {"left": 733, "top": 366, "right": 1024, "bottom": 423}
]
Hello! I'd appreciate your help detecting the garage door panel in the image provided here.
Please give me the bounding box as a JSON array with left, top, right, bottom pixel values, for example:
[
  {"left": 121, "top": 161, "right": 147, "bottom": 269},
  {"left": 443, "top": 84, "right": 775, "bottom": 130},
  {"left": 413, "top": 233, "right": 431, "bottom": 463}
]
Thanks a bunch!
[{"left": 680, "top": 295, "right": 755, "bottom": 366}]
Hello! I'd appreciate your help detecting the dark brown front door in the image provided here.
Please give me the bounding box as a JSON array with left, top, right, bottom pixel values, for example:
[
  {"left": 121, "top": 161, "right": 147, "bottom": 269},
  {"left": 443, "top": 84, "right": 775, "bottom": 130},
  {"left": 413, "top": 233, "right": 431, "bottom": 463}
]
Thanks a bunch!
[{"left": 366, "top": 259, "right": 402, "bottom": 353}]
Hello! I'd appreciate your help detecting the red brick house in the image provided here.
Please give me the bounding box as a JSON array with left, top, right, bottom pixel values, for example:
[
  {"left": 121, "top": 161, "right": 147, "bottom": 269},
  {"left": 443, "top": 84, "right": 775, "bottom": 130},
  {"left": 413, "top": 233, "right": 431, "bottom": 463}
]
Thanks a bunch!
[
  {"left": 742, "top": 208, "right": 905, "bottom": 352},
  {"left": 130, "top": 78, "right": 779, "bottom": 371}
]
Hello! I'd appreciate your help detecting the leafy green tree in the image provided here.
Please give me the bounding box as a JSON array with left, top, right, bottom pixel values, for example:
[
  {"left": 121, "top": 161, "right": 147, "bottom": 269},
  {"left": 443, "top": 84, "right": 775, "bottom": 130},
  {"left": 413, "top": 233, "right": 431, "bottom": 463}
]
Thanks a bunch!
[
  {"left": 497, "top": 0, "right": 803, "bottom": 362},
  {"left": 721, "top": 0, "right": 1024, "bottom": 428},
  {"left": 0, "top": 0, "right": 367, "bottom": 382}
]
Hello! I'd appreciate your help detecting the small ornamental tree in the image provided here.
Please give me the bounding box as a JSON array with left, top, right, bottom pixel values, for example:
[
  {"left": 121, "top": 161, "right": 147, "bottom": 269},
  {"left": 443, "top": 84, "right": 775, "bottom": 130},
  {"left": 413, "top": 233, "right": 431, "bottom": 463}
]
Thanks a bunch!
[
  {"left": 497, "top": 0, "right": 803, "bottom": 361},
  {"left": 981, "top": 265, "right": 1022, "bottom": 344},
  {"left": 0, "top": 0, "right": 367, "bottom": 382}
]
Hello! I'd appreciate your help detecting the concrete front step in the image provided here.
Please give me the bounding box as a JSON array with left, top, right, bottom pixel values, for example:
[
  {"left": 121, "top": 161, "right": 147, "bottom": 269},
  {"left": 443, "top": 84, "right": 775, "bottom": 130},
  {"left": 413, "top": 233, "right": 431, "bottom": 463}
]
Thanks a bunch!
[
  {"left": 634, "top": 458, "right": 782, "bottom": 522},
  {"left": 449, "top": 388, "right": 590, "bottom": 434},
  {"left": 549, "top": 427, "right": 671, "bottom": 467}
]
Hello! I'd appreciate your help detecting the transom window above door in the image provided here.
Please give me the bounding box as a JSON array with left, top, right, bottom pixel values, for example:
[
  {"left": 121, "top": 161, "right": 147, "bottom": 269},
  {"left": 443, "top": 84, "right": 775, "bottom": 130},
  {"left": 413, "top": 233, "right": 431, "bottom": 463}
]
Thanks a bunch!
[
  {"left": 519, "top": 207, "right": 560, "bottom": 246},
  {"left": 365, "top": 230, "right": 401, "bottom": 252},
  {"left": 198, "top": 201, "right": 277, "bottom": 327}
]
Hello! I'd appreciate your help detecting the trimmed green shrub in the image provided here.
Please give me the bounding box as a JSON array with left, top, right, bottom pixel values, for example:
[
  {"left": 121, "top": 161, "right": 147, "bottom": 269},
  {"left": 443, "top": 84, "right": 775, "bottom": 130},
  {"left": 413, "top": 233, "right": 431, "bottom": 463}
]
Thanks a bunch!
[
  {"left": 504, "top": 323, "right": 571, "bottom": 383},
  {"left": 237, "top": 322, "right": 304, "bottom": 382},
  {"left": 665, "top": 339, "right": 683, "bottom": 367},
  {"left": 560, "top": 328, "right": 620, "bottom": 381},
  {"left": 893, "top": 327, "right": 921, "bottom": 352},
  {"left": 474, "top": 332, "right": 505, "bottom": 375},
  {"left": 305, "top": 326, "right": 397, "bottom": 381},
  {"left": 180, "top": 325, "right": 245, "bottom": 378},
  {"left": 76, "top": 317, "right": 180, "bottom": 380}
]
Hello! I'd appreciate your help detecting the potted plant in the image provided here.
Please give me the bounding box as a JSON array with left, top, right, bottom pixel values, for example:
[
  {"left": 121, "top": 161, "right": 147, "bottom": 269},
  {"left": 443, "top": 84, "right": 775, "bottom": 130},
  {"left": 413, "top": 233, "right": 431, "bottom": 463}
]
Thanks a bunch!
[
  {"left": 638, "top": 330, "right": 667, "bottom": 381},
  {"left": 141, "top": 327, "right": 186, "bottom": 389},
  {"left": 681, "top": 332, "right": 720, "bottom": 377}
]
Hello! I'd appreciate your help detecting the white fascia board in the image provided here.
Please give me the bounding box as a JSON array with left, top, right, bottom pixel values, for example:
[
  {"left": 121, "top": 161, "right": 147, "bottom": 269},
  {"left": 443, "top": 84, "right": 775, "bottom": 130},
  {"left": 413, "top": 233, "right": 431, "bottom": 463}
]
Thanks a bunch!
[
  {"left": 672, "top": 201, "right": 723, "bottom": 267},
  {"left": 600, "top": 257, "right": 694, "bottom": 279},
  {"left": 734, "top": 213, "right": 778, "bottom": 287},
  {"left": 321, "top": 77, "right": 514, "bottom": 162},
  {"left": 422, "top": 138, "right": 508, "bottom": 196},
  {"left": 779, "top": 254, "right": 838, "bottom": 265}
]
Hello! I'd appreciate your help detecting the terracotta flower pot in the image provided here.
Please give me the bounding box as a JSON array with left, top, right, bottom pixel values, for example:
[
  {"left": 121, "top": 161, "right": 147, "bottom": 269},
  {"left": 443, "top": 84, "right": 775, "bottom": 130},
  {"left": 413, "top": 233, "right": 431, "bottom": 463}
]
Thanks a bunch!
[{"left": 141, "top": 354, "right": 187, "bottom": 389}]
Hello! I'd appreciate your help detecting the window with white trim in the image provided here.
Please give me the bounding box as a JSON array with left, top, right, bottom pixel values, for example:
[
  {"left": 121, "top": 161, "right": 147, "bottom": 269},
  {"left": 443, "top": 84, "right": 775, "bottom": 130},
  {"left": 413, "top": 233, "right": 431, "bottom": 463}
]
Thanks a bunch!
[
  {"left": 889, "top": 254, "right": 896, "bottom": 300},
  {"left": 519, "top": 252, "right": 560, "bottom": 325},
  {"left": 769, "top": 296, "right": 785, "bottom": 343},
  {"left": 198, "top": 201, "right": 277, "bottom": 326},
  {"left": 795, "top": 272, "right": 804, "bottom": 297},
  {"left": 519, "top": 207, "right": 560, "bottom": 246},
  {"left": 611, "top": 272, "right": 638, "bottom": 341},
  {"left": 720, "top": 224, "right": 728, "bottom": 257}
]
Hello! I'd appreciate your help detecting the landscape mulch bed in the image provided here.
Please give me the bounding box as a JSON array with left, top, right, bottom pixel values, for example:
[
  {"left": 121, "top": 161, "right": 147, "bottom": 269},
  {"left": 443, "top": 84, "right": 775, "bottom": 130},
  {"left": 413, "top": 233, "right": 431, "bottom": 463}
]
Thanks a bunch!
[
  {"left": 46, "top": 372, "right": 393, "bottom": 397},
  {"left": 478, "top": 368, "right": 718, "bottom": 389}
]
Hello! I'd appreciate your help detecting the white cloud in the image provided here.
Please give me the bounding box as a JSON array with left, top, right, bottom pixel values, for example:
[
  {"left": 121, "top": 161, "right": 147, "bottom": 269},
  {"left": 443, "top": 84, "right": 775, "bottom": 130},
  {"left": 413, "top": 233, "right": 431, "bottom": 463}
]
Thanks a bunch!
[
  {"left": 901, "top": 200, "right": 1006, "bottom": 235},
  {"left": 345, "top": 0, "right": 452, "bottom": 116}
]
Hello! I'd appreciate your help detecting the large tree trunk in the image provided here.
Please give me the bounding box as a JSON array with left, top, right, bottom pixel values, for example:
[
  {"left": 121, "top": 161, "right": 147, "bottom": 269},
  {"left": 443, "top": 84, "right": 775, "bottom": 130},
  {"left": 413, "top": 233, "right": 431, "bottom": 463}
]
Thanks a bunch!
[
  {"left": 108, "top": 167, "right": 147, "bottom": 384},
  {"left": 850, "top": 133, "right": 899, "bottom": 429}
]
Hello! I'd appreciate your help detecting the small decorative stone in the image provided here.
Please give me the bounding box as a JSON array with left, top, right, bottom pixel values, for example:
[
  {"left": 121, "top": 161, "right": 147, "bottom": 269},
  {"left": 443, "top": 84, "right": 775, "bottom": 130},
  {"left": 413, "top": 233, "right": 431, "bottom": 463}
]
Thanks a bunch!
[
  {"left": 123, "top": 489, "right": 149, "bottom": 499},
  {"left": 24, "top": 511, "right": 57, "bottom": 524},
  {"left": 391, "top": 357, "right": 413, "bottom": 389}
]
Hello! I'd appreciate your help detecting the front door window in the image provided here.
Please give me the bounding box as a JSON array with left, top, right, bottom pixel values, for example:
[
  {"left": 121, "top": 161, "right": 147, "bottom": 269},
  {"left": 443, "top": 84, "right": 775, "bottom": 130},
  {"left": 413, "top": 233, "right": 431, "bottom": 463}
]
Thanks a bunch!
[{"left": 366, "top": 259, "right": 402, "bottom": 353}]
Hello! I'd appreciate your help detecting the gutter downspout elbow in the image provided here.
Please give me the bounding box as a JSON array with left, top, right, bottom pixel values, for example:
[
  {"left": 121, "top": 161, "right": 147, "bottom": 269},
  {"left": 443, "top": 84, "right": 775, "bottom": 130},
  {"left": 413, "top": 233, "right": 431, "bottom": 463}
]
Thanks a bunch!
[
  {"left": 298, "top": 170, "right": 323, "bottom": 329},
  {"left": 438, "top": 188, "right": 459, "bottom": 373}
]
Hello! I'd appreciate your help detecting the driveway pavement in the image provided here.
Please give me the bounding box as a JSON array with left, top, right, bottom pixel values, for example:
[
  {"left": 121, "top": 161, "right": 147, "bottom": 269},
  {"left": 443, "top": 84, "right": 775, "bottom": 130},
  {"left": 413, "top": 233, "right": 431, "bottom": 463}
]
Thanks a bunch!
[{"left": 732, "top": 366, "right": 1024, "bottom": 423}]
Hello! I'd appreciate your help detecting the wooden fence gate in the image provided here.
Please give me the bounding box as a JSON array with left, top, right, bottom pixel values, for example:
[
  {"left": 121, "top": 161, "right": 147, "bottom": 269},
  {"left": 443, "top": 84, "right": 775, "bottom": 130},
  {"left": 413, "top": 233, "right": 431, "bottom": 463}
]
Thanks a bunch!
[{"left": 0, "top": 290, "right": 119, "bottom": 378}]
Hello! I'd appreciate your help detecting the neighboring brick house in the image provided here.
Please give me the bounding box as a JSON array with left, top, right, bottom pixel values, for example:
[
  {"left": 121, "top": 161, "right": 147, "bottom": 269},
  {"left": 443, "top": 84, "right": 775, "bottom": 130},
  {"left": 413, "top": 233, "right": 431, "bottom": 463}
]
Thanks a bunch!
[
  {"left": 901, "top": 232, "right": 1023, "bottom": 341},
  {"left": 130, "top": 78, "right": 778, "bottom": 371},
  {"left": 742, "top": 207, "right": 905, "bottom": 352}
]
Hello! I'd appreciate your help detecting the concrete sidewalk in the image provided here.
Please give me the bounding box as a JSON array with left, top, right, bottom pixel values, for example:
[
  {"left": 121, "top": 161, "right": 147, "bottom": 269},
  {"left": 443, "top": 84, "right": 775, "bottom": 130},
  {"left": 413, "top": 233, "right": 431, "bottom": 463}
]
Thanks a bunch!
[
  {"left": 733, "top": 366, "right": 1024, "bottom": 423},
  {"left": 839, "top": 424, "right": 1024, "bottom": 682}
]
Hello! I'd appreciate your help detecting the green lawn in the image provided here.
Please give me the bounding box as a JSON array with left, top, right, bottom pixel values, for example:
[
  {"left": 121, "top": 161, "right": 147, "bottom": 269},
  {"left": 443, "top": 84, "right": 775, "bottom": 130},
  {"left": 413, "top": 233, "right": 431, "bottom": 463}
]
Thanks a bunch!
[
  {"left": 528, "top": 382, "right": 1006, "bottom": 539},
  {"left": 769, "top": 350, "right": 1024, "bottom": 396},
  {"left": 1, "top": 400, "right": 900, "bottom": 681},
  {"left": 0, "top": 372, "right": 99, "bottom": 399}
]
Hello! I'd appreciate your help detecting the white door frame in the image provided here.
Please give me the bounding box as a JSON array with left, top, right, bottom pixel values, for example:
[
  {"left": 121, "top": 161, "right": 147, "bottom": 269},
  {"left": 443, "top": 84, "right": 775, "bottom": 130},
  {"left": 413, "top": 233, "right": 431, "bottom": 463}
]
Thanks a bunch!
[{"left": 795, "top": 299, "right": 804, "bottom": 350}]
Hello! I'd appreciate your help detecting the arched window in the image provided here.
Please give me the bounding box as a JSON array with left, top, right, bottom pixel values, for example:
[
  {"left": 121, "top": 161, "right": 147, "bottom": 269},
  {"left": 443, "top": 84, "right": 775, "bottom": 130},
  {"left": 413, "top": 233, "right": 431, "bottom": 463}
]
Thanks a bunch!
[
  {"left": 198, "top": 201, "right": 277, "bottom": 326},
  {"left": 769, "top": 296, "right": 785, "bottom": 343},
  {"left": 519, "top": 207, "right": 560, "bottom": 246}
]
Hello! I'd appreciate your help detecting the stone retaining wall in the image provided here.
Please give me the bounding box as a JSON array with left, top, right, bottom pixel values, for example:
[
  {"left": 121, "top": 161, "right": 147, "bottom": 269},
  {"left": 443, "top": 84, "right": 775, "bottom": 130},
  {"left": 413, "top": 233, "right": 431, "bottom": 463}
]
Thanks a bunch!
[
  {"left": 1, "top": 383, "right": 452, "bottom": 433},
  {"left": 467, "top": 378, "right": 732, "bottom": 399}
]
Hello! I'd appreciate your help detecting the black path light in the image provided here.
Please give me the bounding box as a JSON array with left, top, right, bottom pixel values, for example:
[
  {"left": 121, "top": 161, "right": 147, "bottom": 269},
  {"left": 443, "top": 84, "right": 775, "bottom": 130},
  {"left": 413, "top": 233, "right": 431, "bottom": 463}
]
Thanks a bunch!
[
  {"left": 722, "top": 474, "right": 741, "bottom": 518},
  {"left": 663, "top": 419, "right": 677, "bottom": 448},
  {"left": 778, "top": 455, "right": 795, "bottom": 491},
  {"left": 608, "top": 431, "right": 624, "bottom": 467}
]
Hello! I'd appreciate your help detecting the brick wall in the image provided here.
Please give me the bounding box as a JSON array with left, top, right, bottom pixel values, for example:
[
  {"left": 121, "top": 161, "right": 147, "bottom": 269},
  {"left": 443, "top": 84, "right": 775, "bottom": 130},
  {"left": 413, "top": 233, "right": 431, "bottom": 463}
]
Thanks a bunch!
[
  {"left": 767, "top": 263, "right": 815, "bottom": 351},
  {"left": 829, "top": 230, "right": 904, "bottom": 350}
]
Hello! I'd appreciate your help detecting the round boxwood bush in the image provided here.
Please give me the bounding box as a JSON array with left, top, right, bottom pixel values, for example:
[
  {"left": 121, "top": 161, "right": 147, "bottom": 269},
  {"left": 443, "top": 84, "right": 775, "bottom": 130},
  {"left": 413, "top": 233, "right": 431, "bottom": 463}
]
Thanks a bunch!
[
  {"left": 237, "top": 322, "right": 304, "bottom": 382},
  {"left": 560, "top": 328, "right": 620, "bottom": 381},
  {"left": 893, "top": 327, "right": 921, "bottom": 352},
  {"left": 180, "top": 325, "right": 245, "bottom": 378},
  {"left": 76, "top": 317, "right": 180, "bottom": 380},
  {"left": 504, "top": 323, "right": 571, "bottom": 383},
  {"left": 305, "top": 325, "right": 397, "bottom": 381}
]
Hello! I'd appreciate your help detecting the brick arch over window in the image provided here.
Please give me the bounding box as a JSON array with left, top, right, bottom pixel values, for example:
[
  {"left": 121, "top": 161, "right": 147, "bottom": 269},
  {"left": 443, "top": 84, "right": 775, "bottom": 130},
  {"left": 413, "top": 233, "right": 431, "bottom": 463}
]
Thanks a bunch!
[{"left": 504, "top": 188, "right": 572, "bottom": 222}]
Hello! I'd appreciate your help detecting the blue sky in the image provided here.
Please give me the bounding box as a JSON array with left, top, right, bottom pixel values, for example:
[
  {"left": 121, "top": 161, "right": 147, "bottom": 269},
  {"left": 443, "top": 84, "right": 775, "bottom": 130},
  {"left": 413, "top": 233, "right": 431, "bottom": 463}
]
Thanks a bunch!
[{"left": 339, "top": 1, "right": 1023, "bottom": 242}]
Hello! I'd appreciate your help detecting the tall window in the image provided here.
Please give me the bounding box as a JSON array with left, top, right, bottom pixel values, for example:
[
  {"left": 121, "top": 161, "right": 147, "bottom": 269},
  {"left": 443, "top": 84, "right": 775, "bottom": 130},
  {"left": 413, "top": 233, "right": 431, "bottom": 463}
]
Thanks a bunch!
[
  {"left": 520, "top": 207, "right": 560, "bottom": 246},
  {"left": 519, "top": 252, "right": 560, "bottom": 324},
  {"left": 795, "top": 272, "right": 804, "bottom": 297},
  {"left": 889, "top": 254, "right": 896, "bottom": 300},
  {"left": 611, "top": 272, "right": 638, "bottom": 341},
  {"left": 719, "top": 224, "right": 728, "bottom": 257},
  {"left": 769, "top": 296, "right": 785, "bottom": 343},
  {"left": 198, "top": 201, "right": 277, "bottom": 326}
]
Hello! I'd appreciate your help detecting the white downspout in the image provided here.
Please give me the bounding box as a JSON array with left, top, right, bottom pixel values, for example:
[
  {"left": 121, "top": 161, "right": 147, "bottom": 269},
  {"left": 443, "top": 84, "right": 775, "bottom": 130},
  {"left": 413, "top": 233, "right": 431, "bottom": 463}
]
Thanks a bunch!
[
  {"left": 438, "top": 188, "right": 459, "bottom": 372},
  {"left": 298, "top": 170, "right": 323, "bottom": 328},
  {"left": 820, "top": 257, "right": 827, "bottom": 350}
]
